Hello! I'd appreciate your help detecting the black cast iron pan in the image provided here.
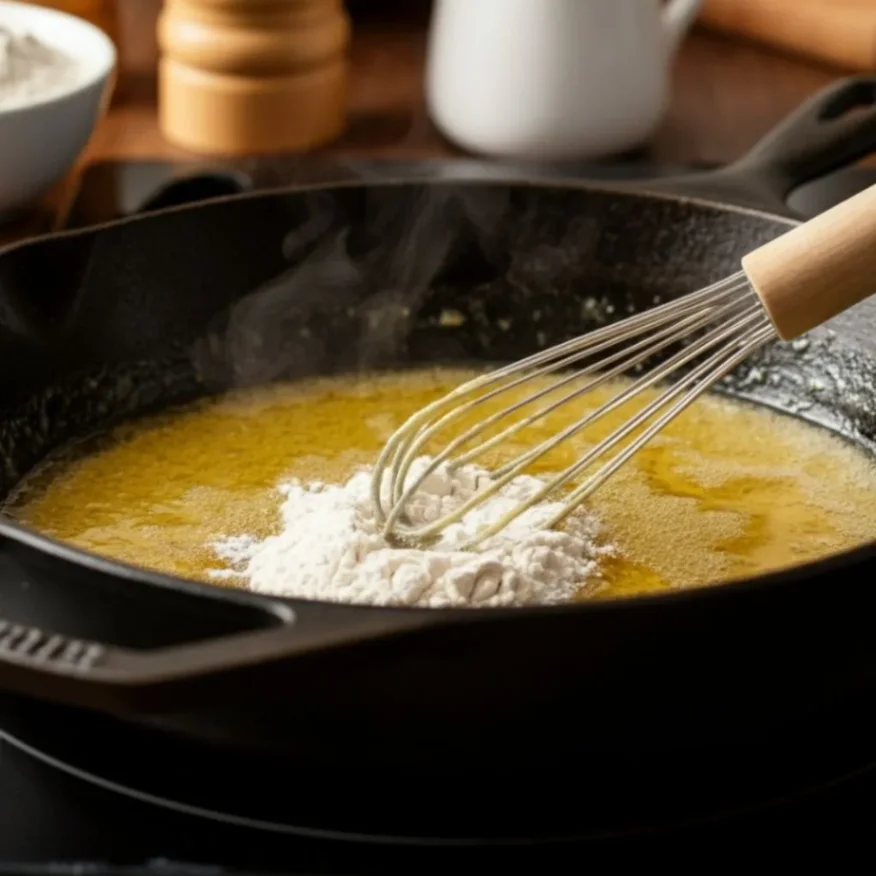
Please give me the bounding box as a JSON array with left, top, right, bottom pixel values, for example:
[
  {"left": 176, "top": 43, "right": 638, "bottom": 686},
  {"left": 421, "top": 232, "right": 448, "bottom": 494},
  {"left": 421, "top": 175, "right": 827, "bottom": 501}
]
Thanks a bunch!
[{"left": 1, "top": 78, "right": 876, "bottom": 769}]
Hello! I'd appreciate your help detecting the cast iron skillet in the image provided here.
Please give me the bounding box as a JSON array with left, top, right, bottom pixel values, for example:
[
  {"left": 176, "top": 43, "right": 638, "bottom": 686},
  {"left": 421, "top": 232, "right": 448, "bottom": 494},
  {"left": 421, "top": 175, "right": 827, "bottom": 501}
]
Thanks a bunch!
[{"left": 2, "top": 78, "right": 876, "bottom": 768}]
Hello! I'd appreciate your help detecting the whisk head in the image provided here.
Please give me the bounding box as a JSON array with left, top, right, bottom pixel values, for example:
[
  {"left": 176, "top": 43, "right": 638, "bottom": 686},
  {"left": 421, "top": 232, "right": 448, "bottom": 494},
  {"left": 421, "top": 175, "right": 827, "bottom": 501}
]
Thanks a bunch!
[{"left": 372, "top": 271, "right": 778, "bottom": 550}]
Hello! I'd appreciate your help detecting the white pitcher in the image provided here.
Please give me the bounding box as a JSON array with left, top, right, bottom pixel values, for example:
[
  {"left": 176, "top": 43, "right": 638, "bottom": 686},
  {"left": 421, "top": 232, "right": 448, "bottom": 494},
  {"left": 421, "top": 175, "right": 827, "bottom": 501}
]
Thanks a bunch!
[{"left": 425, "top": 0, "right": 702, "bottom": 161}]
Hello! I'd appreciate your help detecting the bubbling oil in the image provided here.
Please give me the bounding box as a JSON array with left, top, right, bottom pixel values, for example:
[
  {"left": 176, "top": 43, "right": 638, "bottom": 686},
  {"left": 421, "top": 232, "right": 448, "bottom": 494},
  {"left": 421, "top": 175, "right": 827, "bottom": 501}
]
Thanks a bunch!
[{"left": 8, "top": 367, "right": 876, "bottom": 600}]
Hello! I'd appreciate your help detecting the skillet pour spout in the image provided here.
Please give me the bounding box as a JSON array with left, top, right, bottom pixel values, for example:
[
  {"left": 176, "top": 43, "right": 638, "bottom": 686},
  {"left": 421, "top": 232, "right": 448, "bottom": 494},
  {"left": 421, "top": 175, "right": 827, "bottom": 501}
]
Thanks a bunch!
[{"left": 1, "top": 78, "right": 876, "bottom": 766}]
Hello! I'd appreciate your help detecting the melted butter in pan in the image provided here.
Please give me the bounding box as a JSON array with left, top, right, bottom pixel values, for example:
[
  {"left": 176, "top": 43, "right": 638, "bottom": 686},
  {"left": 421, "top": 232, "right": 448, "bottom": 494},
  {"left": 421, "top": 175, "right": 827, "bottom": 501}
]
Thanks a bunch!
[{"left": 9, "top": 368, "right": 876, "bottom": 600}]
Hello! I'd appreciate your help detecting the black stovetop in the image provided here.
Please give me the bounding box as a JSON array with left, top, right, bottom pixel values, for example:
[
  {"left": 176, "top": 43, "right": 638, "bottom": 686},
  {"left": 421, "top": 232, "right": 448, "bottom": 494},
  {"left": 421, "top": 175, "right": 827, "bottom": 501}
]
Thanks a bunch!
[
  {"left": 4, "top": 155, "right": 876, "bottom": 875},
  {"left": 4, "top": 684, "right": 876, "bottom": 873}
]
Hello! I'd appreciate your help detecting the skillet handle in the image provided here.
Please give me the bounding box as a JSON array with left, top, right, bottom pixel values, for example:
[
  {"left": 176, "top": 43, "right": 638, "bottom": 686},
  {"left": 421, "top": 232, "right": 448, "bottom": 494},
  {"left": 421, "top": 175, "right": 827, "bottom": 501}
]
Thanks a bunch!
[
  {"left": 0, "top": 527, "right": 437, "bottom": 714},
  {"left": 725, "top": 77, "right": 876, "bottom": 204},
  {"left": 0, "top": 606, "right": 433, "bottom": 713},
  {"left": 640, "top": 77, "right": 876, "bottom": 218}
]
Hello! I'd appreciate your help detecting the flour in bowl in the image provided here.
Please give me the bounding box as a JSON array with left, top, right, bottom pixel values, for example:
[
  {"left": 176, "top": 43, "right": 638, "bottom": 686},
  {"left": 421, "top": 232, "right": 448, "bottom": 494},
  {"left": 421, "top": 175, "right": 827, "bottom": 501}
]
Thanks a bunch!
[
  {"left": 211, "top": 457, "right": 614, "bottom": 608},
  {"left": 0, "top": 27, "right": 80, "bottom": 107}
]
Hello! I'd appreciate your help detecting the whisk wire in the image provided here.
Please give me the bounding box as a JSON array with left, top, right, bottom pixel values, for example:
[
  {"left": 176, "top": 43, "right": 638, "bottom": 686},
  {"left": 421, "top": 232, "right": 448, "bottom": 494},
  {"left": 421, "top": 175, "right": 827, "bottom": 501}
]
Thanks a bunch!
[
  {"left": 381, "top": 297, "right": 767, "bottom": 544},
  {"left": 372, "top": 271, "right": 777, "bottom": 548},
  {"left": 387, "top": 301, "right": 725, "bottom": 510},
  {"left": 378, "top": 274, "right": 752, "bottom": 514},
  {"left": 541, "top": 322, "right": 776, "bottom": 531},
  {"left": 465, "top": 292, "right": 759, "bottom": 473},
  {"left": 465, "top": 319, "right": 775, "bottom": 548}
]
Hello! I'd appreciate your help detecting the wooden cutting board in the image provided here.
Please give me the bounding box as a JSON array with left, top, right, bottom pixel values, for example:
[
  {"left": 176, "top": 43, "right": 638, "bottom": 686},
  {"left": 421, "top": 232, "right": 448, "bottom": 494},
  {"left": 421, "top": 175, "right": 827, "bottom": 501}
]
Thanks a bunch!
[{"left": 700, "top": 0, "right": 876, "bottom": 71}]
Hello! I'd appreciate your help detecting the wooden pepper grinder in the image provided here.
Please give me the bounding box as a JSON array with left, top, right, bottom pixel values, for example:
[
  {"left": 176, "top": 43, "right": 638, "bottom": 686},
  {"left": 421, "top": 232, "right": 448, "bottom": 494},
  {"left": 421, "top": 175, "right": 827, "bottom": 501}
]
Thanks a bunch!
[{"left": 158, "top": 0, "right": 350, "bottom": 155}]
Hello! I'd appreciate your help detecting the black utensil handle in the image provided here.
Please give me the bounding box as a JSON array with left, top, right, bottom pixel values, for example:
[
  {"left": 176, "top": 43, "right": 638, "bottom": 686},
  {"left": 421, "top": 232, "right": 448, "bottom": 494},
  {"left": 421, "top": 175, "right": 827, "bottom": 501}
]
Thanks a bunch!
[
  {"left": 136, "top": 171, "right": 253, "bottom": 213},
  {"left": 640, "top": 77, "right": 876, "bottom": 217}
]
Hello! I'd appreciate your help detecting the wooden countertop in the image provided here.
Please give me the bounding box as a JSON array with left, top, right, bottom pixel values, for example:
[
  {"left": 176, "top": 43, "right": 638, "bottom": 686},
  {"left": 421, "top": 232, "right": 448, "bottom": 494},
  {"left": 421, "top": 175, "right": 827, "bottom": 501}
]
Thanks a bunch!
[{"left": 2, "top": 0, "right": 854, "bottom": 244}]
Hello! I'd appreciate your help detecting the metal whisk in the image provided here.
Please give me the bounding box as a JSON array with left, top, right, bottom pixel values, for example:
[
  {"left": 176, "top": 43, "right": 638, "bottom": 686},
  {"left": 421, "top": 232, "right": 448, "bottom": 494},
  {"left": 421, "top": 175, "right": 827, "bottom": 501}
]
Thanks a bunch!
[{"left": 372, "top": 182, "right": 876, "bottom": 550}]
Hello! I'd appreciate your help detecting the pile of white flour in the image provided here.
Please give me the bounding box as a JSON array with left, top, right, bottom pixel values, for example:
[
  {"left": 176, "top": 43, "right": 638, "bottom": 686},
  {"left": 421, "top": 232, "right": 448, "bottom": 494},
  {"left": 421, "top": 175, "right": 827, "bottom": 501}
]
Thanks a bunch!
[
  {"left": 212, "top": 457, "right": 614, "bottom": 608},
  {"left": 0, "top": 27, "right": 81, "bottom": 108}
]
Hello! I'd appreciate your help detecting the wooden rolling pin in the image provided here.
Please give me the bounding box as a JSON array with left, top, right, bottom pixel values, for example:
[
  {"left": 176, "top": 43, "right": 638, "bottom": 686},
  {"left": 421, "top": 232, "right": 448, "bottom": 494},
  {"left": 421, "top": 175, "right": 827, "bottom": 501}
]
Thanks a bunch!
[
  {"left": 701, "top": 0, "right": 876, "bottom": 71},
  {"left": 158, "top": 0, "right": 350, "bottom": 155}
]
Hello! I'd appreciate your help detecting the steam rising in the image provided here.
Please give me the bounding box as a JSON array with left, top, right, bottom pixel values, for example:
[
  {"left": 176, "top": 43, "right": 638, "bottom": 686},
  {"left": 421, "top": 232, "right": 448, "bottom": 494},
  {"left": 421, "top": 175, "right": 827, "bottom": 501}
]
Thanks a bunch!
[{"left": 193, "top": 184, "right": 509, "bottom": 388}]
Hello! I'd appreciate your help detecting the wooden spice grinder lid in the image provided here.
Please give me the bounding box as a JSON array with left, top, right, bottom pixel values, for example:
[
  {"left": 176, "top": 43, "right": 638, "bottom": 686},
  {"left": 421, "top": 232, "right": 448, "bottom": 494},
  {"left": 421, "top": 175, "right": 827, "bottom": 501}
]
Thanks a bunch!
[{"left": 158, "top": 0, "right": 350, "bottom": 155}]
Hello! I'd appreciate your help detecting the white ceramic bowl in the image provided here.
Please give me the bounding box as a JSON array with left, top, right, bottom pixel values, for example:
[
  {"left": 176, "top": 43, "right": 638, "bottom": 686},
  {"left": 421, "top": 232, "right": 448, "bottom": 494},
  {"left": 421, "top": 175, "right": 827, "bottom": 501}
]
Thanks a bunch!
[{"left": 0, "top": 0, "right": 116, "bottom": 219}]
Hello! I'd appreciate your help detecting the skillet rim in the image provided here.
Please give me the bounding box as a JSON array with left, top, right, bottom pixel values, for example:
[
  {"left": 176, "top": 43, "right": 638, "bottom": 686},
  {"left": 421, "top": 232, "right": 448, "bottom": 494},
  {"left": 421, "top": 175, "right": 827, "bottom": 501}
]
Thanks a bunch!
[
  {"left": 0, "top": 174, "right": 799, "bottom": 256},
  {"left": 2, "top": 174, "right": 867, "bottom": 623}
]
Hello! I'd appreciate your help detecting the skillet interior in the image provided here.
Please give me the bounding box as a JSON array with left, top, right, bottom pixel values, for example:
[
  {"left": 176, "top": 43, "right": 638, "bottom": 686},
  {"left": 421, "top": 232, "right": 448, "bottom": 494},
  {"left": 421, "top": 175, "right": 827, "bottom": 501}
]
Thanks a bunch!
[
  {"left": 3, "top": 180, "right": 876, "bottom": 503},
  {"left": 4, "top": 179, "right": 876, "bottom": 640},
  {"left": 3, "top": 181, "right": 876, "bottom": 765}
]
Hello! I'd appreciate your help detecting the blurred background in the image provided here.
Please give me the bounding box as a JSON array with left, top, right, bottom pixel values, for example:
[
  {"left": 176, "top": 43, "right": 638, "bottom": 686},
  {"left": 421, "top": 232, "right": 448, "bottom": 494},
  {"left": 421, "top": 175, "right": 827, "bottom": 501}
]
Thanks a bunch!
[{"left": 5, "top": 0, "right": 876, "bottom": 238}]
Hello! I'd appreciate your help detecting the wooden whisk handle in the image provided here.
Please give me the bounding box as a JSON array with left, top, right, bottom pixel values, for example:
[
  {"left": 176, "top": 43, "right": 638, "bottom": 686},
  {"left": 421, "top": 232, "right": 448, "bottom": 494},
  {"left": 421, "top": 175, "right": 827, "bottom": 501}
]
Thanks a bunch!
[{"left": 742, "top": 182, "right": 876, "bottom": 340}]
